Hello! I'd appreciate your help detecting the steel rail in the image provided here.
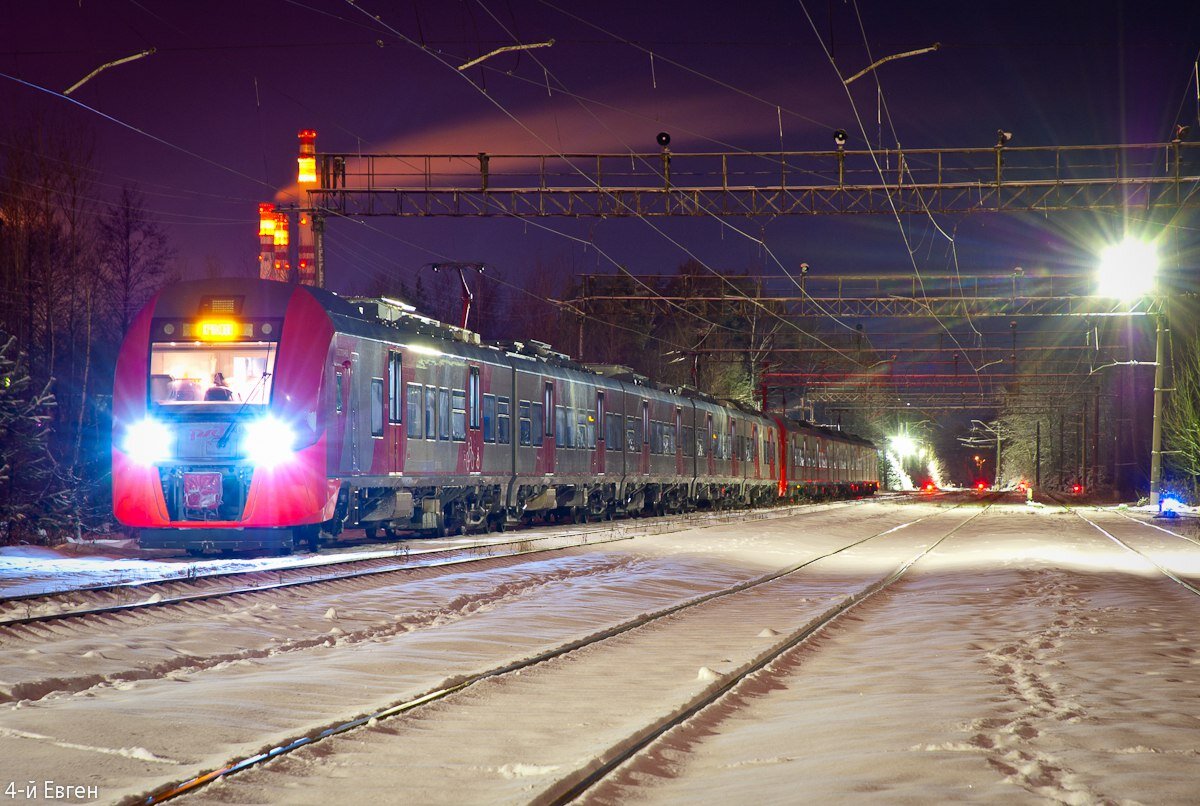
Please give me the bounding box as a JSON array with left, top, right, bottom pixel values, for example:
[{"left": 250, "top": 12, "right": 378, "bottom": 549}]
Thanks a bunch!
[
  {"left": 1, "top": 497, "right": 881, "bottom": 630},
  {"left": 1048, "top": 496, "right": 1200, "bottom": 597},
  {"left": 537, "top": 499, "right": 996, "bottom": 804},
  {"left": 137, "top": 494, "right": 982, "bottom": 804}
]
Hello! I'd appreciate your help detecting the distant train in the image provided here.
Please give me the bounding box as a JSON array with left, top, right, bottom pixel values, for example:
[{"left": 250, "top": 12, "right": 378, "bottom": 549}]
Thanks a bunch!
[{"left": 112, "top": 279, "right": 878, "bottom": 554}]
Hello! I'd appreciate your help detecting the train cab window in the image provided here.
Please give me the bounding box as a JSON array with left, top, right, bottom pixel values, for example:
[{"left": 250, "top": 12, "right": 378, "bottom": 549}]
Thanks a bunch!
[
  {"left": 468, "top": 367, "right": 480, "bottom": 430},
  {"left": 482, "top": 394, "right": 496, "bottom": 442},
  {"left": 371, "top": 379, "right": 384, "bottom": 437},
  {"left": 406, "top": 383, "right": 422, "bottom": 438},
  {"left": 530, "top": 402, "right": 545, "bottom": 447},
  {"left": 438, "top": 388, "right": 451, "bottom": 441},
  {"left": 388, "top": 352, "right": 403, "bottom": 423},
  {"left": 149, "top": 341, "right": 276, "bottom": 407},
  {"left": 424, "top": 386, "right": 437, "bottom": 440},
  {"left": 451, "top": 390, "right": 466, "bottom": 441},
  {"left": 605, "top": 412, "right": 622, "bottom": 451},
  {"left": 519, "top": 401, "right": 532, "bottom": 446},
  {"left": 497, "top": 397, "right": 511, "bottom": 444}
]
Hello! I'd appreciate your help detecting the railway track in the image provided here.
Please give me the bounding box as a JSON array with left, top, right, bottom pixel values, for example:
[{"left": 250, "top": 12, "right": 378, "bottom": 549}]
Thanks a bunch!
[
  {"left": 138, "top": 493, "right": 996, "bottom": 804},
  {"left": 1047, "top": 495, "right": 1200, "bottom": 597},
  {"left": 0, "top": 496, "right": 889, "bottom": 631}
]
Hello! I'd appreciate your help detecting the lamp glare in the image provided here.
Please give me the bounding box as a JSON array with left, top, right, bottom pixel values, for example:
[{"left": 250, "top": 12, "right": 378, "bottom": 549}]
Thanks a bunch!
[{"left": 1097, "top": 239, "right": 1158, "bottom": 300}]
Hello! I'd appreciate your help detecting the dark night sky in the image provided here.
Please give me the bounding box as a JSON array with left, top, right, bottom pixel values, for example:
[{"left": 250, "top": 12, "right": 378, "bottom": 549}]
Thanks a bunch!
[
  {"left": 5, "top": 0, "right": 1197, "bottom": 472},
  {"left": 4, "top": 1, "right": 1197, "bottom": 289}
]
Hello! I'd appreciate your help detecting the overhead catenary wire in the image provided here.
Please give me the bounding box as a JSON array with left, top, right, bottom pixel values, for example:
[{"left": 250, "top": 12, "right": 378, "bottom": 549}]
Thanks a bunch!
[
  {"left": 796, "top": 0, "right": 987, "bottom": 391},
  {"left": 331, "top": 0, "right": 869, "bottom": 371},
  {"left": 467, "top": 0, "right": 868, "bottom": 354}
]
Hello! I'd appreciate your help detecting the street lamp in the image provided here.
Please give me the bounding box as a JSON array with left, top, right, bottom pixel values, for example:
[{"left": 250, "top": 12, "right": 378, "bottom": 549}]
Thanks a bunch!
[
  {"left": 1095, "top": 237, "right": 1166, "bottom": 505},
  {"left": 1096, "top": 238, "right": 1158, "bottom": 301},
  {"left": 890, "top": 434, "right": 917, "bottom": 458}
]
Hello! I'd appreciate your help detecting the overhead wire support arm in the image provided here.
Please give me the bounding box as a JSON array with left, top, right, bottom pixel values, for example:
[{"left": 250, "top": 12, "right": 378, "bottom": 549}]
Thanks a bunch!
[
  {"left": 458, "top": 40, "right": 555, "bottom": 71},
  {"left": 64, "top": 48, "right": 156, "bottom": 95},
  {"left": 843, "top": 42, "right": 940, "bottom": 85}
]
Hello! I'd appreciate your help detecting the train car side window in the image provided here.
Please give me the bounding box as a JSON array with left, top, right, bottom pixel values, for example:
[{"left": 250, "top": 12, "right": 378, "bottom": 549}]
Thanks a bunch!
[
  {"left": 482, "top": 394, "right": 496, "bottom": 442},
  {"left": 468, "top": 367, "right": 480, "bottom": 430},
  {"left": 519, "top": 401, "right": 532, "bottom": 446},
  {"left": 683, "top": 426, "right": 695, "bottom": 457},
  {"left": 438, "top": 388, "right": 450, "bottom": 441},
  {"left": 578, "top": 410, "right": 591, "bottom": 448},
  {"left": 424, "top": 386, "right": 437, "bottom": 440},
  {"left": 451, "top": 390, "right": 466, "bottom": 441},
  {"left": 543, "top": 382, "right": 554, "bottom": 437},
  {"left": 497, "top": 397, "right": 511, "bottom": 444},
  {"left": 388, "top": 352, "right": 403, "bottom": 423},
  {"left": 335, "top": 371, "right": 344, "bottom": 413},
  {"left": 605, "top": 412, "right": 621, "bottom": 451},
  {"left": 554, "top": 406, "right": 567, "bottom": 447},
  {"left": 626, "top": 416, "right": 637, "bottom": 451},
  {"left": 530, "top": 402, "right": 545, "bottom": 446},
  {"left": 370, "top": 378, "right": 384, "bottom": 437},
  {"left": 406, "top": 383, "right": 422, "bottom": 438}
]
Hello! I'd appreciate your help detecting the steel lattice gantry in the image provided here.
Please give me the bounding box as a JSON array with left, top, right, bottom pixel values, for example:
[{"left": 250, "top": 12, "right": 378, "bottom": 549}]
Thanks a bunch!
[
  {"left": 306, "top": 142, "right": 1200, "bottom": 217},
  {"left": 568, "top": 270, "right": 1176, "bottom": 409}
]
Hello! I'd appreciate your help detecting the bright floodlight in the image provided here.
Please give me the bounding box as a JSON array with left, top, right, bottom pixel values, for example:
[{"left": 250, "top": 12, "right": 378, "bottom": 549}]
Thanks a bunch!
[
  {"left": 890, "top": 434, "right": 916, "bottom": 457},
  {"left": 123, "top": 418, "right": 171, "bottom": 466},
  {"left": 1097, "top": 238, "right": 1158, "bottom": 300},
  {"left": 243, "top": 416, "right": 297, "bottom": 469}
]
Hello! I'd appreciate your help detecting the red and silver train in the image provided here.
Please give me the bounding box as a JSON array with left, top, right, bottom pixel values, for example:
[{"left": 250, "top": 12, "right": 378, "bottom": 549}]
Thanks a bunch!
[{"left": 112, "top": 279, "right": 878, "bottom": 554}]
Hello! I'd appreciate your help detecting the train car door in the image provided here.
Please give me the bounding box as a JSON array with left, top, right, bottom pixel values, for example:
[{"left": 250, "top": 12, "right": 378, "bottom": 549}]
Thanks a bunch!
[
  {"left": 349, "top": 352, "right": 360, "bottom": 472},
  {"left": 706, "top": 412, "right": 715, "bottom": 477},
  {"left": 387, "top": 350, "right": 403, "bottom": 472},
  {"left": 467, "top": 365, "right": 482, "bottom": 474},
  {"left": 594, "top": 391, "right": 606, "bottom": 475},
  {"left": 332, "top": 360, "right": 348, "bottom": 473},
  {"left": 675, "top": 406, "right": 683, "bottom": 475},
  {"left": 751, "top": 424, "right": 760, "bottom": 479},
  {"left": 641, "top": 400, "right": 650, "bottom": 475},
  {"left": 542, "top": 380, "right": 555, "bottom": 474}
]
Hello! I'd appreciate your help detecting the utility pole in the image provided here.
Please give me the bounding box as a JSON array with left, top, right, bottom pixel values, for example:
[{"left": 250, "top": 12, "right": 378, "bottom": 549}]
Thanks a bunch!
[
  {"left": 1150, "top": 314, "right": 1168, "bottom": 506},
  {"left": 995, "top": 432, "right": 1002, "bottom": 488},
  {"left": 1035, "top": 420, "right": 1041, "bottom": 489}
]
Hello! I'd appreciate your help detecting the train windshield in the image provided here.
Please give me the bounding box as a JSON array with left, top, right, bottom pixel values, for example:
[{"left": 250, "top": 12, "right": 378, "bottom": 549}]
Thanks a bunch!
[{"left": 149, "top": 341, "right": 277, "bottom": 407}]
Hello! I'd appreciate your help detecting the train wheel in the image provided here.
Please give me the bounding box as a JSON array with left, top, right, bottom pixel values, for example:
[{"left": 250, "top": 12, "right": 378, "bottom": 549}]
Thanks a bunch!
[{"left": 364, "top": 526, "right": 379, "bottom": 540}]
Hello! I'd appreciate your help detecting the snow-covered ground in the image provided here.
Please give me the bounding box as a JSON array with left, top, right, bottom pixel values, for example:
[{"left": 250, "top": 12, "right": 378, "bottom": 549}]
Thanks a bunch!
[{"left": 2, "top": 496, "right": 1199, "bottom": 804}]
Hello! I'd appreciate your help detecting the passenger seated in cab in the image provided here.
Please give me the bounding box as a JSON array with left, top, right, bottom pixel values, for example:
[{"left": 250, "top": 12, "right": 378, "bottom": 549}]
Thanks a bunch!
[{"left": 204, "top": 372, "right": 235, "bottom": 401}]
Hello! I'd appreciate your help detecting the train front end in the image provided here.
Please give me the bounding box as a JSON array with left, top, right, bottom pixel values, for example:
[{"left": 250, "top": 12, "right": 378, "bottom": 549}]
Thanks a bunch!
[{"left": 112, "top": 279, "right": 336, "bottom": 554}]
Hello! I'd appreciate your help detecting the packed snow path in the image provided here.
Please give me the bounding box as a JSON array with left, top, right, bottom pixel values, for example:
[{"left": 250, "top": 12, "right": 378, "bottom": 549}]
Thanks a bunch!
[{"left": 2, "top": 495, "right": 1199, "bottom": 804}]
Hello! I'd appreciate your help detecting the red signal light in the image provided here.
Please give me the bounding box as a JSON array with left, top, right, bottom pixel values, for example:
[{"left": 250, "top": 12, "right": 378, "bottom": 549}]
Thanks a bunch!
[
  {"left": 976, "top": 481, "right": 987, "bottom": 490},
  {"left": 1072, "top": 484, "right": 1083, "bottom": 494}
]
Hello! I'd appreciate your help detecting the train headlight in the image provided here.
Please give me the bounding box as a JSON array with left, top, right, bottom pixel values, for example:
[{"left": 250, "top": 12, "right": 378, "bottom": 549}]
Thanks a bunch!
[
  {"left": 123, "top": 419, "right": 172, "bottom": 466},
  {"left": 243, "top": 416, "right": 296, "bottom": 468}
]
